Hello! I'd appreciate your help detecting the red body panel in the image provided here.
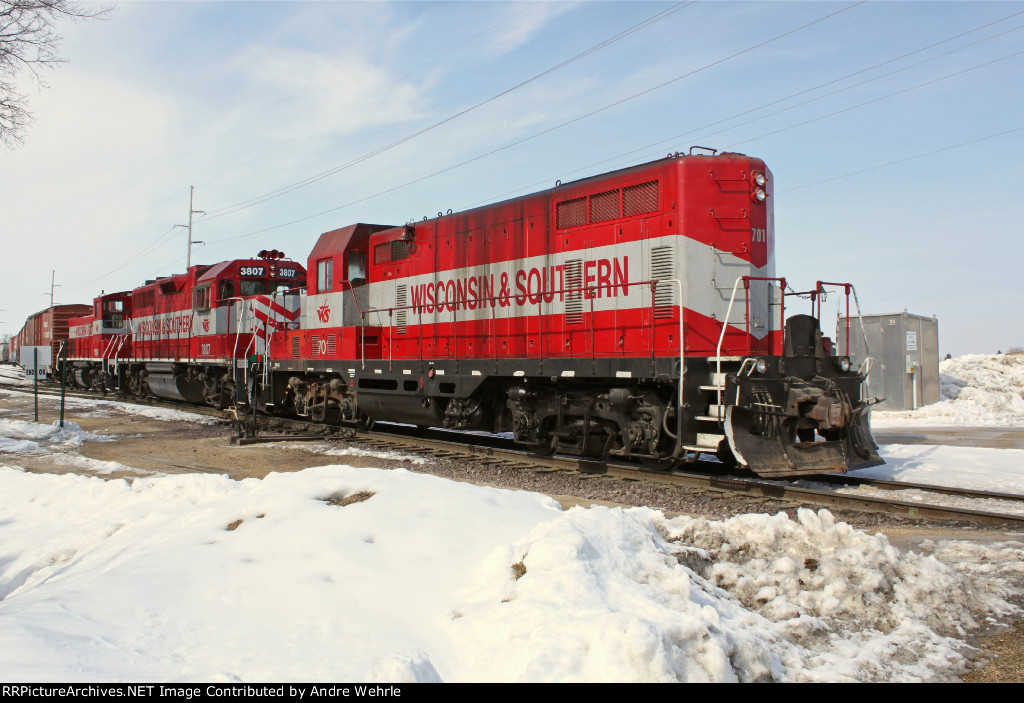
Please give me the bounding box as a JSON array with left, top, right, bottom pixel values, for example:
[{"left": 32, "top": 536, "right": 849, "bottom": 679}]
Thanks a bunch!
[{"left": 274, "top": 153, "right": 776, "bottom": 365}]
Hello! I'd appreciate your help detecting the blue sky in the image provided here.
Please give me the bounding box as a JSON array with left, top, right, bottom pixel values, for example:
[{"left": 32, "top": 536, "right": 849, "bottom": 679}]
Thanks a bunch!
[{"left": 2, "top": 0, "right": 1022, "bottom": 356}]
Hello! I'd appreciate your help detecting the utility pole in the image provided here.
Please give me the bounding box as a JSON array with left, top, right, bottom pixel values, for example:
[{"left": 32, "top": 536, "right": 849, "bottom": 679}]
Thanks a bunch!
[
  {"left": 177, "top": 186, "right": 207, "bottom": 269},
  {"left": 47, "top": 270, "right": 61, "bottom": 308}
]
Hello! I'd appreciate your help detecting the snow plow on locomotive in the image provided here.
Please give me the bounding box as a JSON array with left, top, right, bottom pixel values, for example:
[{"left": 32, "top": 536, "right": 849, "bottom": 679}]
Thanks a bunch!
[{"left": 257, "top": 151, "right": 882, "bottom": 476}]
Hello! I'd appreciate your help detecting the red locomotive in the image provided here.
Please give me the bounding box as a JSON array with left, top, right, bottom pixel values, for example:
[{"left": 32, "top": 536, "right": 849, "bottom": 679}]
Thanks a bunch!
[
  {"left": 259, "top": 151, "right": 881, "bottom": 476},
  {"left": 67, "top": 291, "right": 132, "bottom": 391},
  {"left": 62, "top": 253, "right": 305, "bottom": 408},
  {"left": 36, "top": 150, "right": 880, "bottom": 477}
]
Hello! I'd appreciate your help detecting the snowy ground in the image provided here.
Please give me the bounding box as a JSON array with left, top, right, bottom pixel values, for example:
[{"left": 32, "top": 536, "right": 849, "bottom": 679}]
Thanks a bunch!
[
  {"left": 0, "top": 464, "right": 1021, "bottom": 683},
  {"left": 0, "top": 355, "right": 1022, "bottom": 682}
]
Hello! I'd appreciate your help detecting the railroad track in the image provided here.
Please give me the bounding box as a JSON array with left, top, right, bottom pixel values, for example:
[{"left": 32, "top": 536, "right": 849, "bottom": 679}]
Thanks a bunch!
[
  {"left": 6, "top": 377, "right": 1024, "bottom": 528},
  {"left": 241, "top": 415, "right": 1024, "bottom": 528}
]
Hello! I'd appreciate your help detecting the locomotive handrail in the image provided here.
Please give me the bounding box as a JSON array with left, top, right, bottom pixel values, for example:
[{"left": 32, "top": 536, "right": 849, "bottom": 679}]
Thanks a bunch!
[
  {"left": 812, "top": 280, "right": 871, "bottom": 358},
  {"left": 716, "top": 275, "right": 787, "bottom": 413},
  {"left": 264, "top": 286, "right": 305, "bottom": 388}
]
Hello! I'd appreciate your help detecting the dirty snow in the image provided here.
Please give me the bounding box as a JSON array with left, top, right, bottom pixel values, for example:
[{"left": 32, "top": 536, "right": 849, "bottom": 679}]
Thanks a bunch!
[{"left": 292, "top": 442, "right": 428, "bottom": 465}]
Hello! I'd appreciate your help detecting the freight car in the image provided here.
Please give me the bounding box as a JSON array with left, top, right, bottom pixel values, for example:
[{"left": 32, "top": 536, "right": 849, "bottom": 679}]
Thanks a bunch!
[
  {"left": 256, "top": 151, "right": 882, "bottom": 477},
  {"left": 13, "top": 304, "right": 92, "bottom": 375}
]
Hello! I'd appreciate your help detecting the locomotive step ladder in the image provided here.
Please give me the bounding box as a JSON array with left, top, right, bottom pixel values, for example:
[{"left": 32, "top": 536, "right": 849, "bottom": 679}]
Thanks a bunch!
[{"left": 683, "top": 355, "right": 744, "bottom": 456}]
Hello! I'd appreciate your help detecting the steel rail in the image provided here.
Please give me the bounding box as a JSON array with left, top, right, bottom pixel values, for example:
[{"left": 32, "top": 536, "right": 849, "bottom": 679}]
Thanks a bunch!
[{"left": 7, "top": 379, "right": 1024, "bottom": 527}]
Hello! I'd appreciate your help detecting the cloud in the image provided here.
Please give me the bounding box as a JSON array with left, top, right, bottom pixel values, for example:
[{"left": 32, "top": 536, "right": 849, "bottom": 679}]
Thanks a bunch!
[{"left": 481, "top": 2, "right": 580, "bottom": 58}]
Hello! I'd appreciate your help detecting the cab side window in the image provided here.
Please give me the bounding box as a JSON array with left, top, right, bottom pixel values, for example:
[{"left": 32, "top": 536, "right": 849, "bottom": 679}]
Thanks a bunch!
[
  {"left": 219, "top": 280, "right": 235, "bottom": 303},
  {"left": 317, "top": 258, "right": 333, "bottom": 293},
  {"left": 193, "top": 285, "right": 211, "bottom": 311},
  {"left": 347, "top": 251, "right": 366, "bottom": 287}
]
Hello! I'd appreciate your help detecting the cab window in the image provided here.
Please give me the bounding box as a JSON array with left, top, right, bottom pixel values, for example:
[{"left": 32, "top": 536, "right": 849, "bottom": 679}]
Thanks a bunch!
[
  {"left": 240, "top": 279, "right": 267, "bottom": 297},
  {"left": 219, "top": 279, "right": 235, "bottom": 303},
  {"left": 317, "top": 258, "right": 333, "bottom": 293},
  {"left": 347, "top": 251, "right": 367, "bottom": 287},
  {"left": 193, "top": 284, "right": 212, "bottom": 311}
]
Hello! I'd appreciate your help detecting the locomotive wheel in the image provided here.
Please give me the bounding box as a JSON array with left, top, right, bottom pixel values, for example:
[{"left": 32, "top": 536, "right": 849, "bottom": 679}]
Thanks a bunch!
[{"left": 529, "top": 434, "right": 558, "bottom": 457}]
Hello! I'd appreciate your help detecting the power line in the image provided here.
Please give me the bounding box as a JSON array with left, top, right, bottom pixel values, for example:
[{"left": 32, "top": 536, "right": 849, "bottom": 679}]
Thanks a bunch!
[
  {"left": 724, "top": 48, "right": 1024, "bottom": 149},
  {"left": 193, "top": 1, "right": 544, "bottom": 192},
  {"left": 777, "top": 127, "right": 1024, "bottom": 194},
  {"left": 460, "top": 10, "right": 1024, "bottom": 209},
  {"left": 196, "top": 1, "right": 698, "bottom": 222},
  {"left": 63, "top": 225, "right": 180, "bottom": 293},
  {"left": 206, "top": 1, "right": 866, "bottom": 245},
  {"left": 53, "top": 2, "right": 696, "bottom": 295}
]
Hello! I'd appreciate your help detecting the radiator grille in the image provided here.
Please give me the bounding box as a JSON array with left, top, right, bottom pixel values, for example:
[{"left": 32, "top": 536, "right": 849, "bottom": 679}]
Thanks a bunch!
[
  {"left": 590, "top": 189, "right": 620, "bottom": 222},
  {"left": 556, "top": 197, "right": 587, "bottom": 229},
  {"left": 292, "top": 336, "right": 300, "bottom": 358},
  {"left": 564, "top": 259, "right": 583, "bottom": 325},
  {"left": 650, "top": 245, "right": 675, "bottom": 319},
  {"left": 395, "top": 285, "right": 408, "bottom": 334},
  {"left": 623, "top": 180, "right": 659, "bottom": 217}
]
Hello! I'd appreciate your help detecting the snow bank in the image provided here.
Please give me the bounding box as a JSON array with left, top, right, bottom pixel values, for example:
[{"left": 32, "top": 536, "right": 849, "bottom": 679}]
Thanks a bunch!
[
  {"left": 0, "top": 465, "right": 1019, "bottom": 682},
  {"left": 873, "top": 353, "right": 1024, "bottom": 426}
]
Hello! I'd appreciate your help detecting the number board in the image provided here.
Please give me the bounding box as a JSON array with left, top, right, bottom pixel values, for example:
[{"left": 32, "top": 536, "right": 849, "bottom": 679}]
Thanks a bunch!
[
  {"left": 278, "top": 267, "right": 298, "bottom": 279},
  {"left": 238, "top": 265, "right": 266, "bottom": 277}
]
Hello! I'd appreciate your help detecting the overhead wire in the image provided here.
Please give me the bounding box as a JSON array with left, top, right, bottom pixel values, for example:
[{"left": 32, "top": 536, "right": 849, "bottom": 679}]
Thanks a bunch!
[
  {"left": 489, "top": 10, "right": 1024, "bottom": 197},
  {"left": 777, "top": 127, "right": 1024, "bottom": 194},
  {"left": 457, "top": 11, "right": 1024, "bottom": 209},
  {"left": 206, "top": 1, "right": 867, "bottom": 244},
  {"left": 193, "top": 1, "right": 544, "bottom": 192},
  {"left": 63, "top": 225, "right": 181, "bottom": 293},
  {"left": 196, "top": 1, "right": 698, "bottom": 222},
  {"left": 58, "top": 3, "right": 551, "bottom": 293},
  {"left": 723, "top": 48, "right": 1024, "bottom": 149}
]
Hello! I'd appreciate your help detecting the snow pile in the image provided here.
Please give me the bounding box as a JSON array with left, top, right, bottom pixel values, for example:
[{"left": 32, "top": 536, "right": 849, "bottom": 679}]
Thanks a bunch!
[
  {"left": 0, "top": 365, "right": 34, "bottom": 387},
  {"left": 873, "top": 353, "right": 1024, "bottom": 426},
  {"left": 670, "top": 510, "right": 1020, "bottom": 682},
  {"left": 0, "top": 465, "right": 1019, "bottom": 682},
  {"left": 0, "top": 418, "right": 113, "bottom": 453}
]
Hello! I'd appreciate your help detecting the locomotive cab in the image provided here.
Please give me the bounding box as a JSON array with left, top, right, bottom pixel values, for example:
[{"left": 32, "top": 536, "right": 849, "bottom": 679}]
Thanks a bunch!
[{"left": 64, "top": 291, "right": 133, "bottom": 392}]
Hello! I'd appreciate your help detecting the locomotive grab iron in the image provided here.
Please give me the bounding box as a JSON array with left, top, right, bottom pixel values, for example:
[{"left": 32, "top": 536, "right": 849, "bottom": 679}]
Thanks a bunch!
[{"left": 40, "top": 151, "right": 881, "bottom": 477}]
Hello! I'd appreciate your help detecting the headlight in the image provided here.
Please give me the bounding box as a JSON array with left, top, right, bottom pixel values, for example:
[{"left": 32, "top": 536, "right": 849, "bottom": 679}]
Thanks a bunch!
[
  {"left": 753, "top": 187, "right": 766, "bottom": 202},
  {"left": 753, "top": 171, "right": 766, "bottom": 186},
  {"left": 754, "top": 358, "right": 768, "bottom": 374},
  {"left": 836, "top": 357, "right": 851, "bottom": 372}
]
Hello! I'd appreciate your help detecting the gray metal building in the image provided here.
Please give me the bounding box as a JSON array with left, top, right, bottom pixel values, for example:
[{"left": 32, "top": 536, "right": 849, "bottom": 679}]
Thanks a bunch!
[{"left": 838, "top": 312, "right": 939, "bottom": 411}]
